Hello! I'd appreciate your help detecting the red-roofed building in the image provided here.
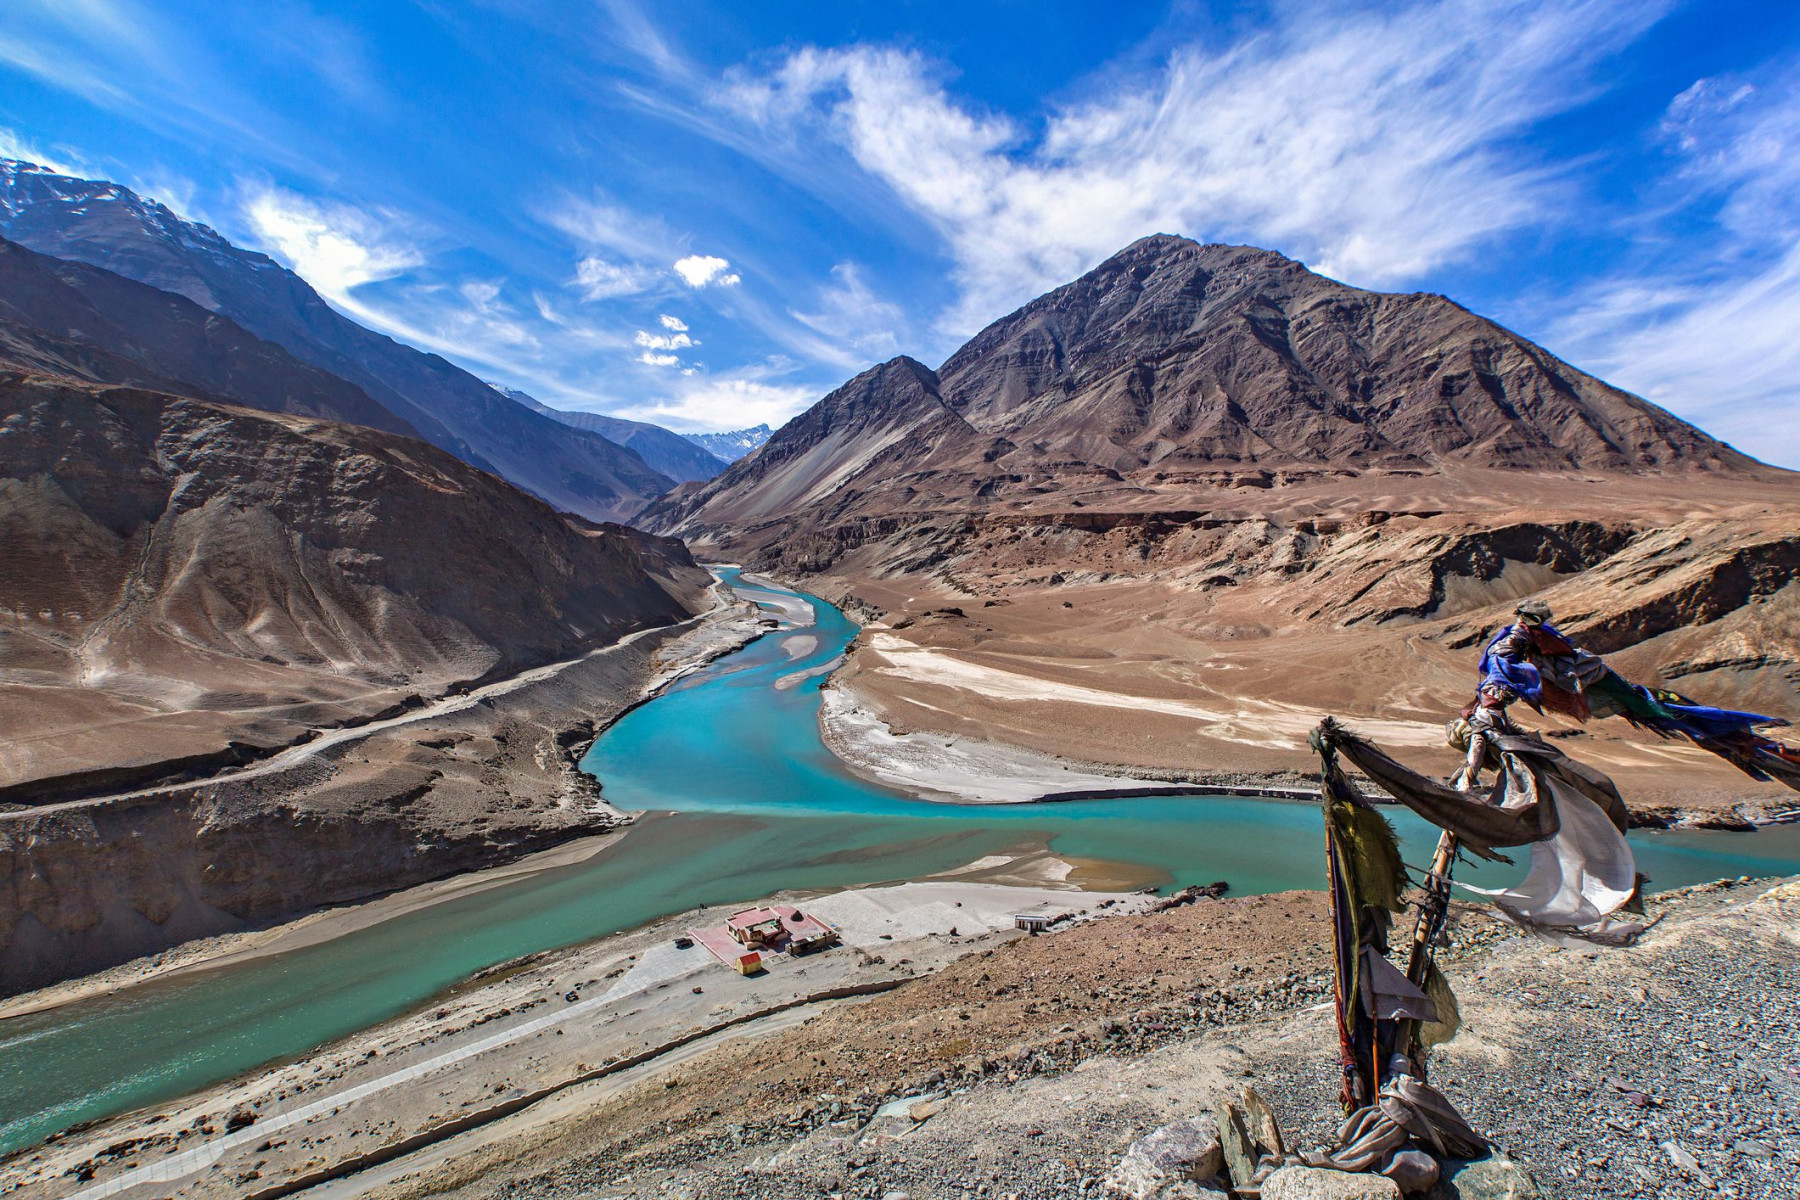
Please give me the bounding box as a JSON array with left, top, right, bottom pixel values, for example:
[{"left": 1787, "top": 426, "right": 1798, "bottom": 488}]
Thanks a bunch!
[{"left": 725, "top": 905, "right": 838, "bottom": 955}]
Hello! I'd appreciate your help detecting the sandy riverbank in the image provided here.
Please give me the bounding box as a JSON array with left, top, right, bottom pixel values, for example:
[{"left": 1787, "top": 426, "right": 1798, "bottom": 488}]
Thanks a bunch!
[
  {"left": 807, "top": 576, "right": 1800, "bottom": 827},
  {"left": 817, "top": 684, "right": 1223, "bottom": 804},
  {"left": 2, "top": 866, "right": 1158, "bottom": 1200}
]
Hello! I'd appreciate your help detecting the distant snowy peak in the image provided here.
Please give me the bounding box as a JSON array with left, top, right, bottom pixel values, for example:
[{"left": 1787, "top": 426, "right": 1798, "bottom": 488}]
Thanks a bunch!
[
  {"left": 683, "top": 425, "right": 773, "bottom": 462},
  {"left": 0, "top": 158, "right": 263, "bottom": 271},
  {"left": 486, "top": 382, "right": 727, "bottom": 483}
]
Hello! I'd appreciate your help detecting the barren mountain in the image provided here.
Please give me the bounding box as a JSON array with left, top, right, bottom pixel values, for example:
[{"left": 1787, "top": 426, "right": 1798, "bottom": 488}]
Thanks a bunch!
[
  {"left": 0, "top": 371, "right": 708, "bottom": 800},
  {"left": 0, "top": 160, "right": 674, "bottom": 523},
  {"left": 492, "top": 383, "right": 727, "bottom": 482},
  {"left": 647, "top": 236, "right": 1761, "bottom": 552},
  {"left": 646, "top": 236, "right": 1800, "bottom": 811},
  {"left": 0, "top": 236, "right": 417, "bottom": 436}
]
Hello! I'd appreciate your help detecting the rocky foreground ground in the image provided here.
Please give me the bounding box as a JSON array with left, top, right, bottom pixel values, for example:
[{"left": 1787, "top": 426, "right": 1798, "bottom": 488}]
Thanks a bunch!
[{"left": 352, "top": 877, "right": 1798, "bottom": 1200}]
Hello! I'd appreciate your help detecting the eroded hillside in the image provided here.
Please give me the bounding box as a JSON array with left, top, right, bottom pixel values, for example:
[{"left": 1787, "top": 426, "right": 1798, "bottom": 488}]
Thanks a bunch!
[{"left": 0, "top": 373, "right": 708, "bottom": 799}]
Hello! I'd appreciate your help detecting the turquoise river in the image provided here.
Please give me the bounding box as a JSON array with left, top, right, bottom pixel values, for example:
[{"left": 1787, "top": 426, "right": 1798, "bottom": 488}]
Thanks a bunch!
[{"left": 3, "top": 570, "right": 1798, "bottom": 1154}]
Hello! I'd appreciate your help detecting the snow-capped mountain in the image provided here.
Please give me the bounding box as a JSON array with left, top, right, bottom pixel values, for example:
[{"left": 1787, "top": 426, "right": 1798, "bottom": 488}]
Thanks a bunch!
[
  {"left": 682, "top": 424, "right": 774, "bottom": 463},
  {"left": 0, "top": 158, "right": 674, "bottom": 523}
]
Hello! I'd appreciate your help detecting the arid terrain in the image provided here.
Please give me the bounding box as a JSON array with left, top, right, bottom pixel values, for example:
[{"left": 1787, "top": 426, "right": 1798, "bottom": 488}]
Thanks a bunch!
[
  {"left": 15, "top": 869, "right": 1788, "bottom": 1200},
  {"left": 0, "top": 373, "right": 708, "bottom": 801},
  {"left": 648, "top": 237, "right": 1800, "bottom": 821},
  {"left": 0, "top": 365, "right": 724, "bottom": 992}
]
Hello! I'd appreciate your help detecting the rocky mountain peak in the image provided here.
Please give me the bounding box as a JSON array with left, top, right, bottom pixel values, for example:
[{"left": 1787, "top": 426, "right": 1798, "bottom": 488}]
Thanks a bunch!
[
  {"left": 934, "top": 233, "right": 1752, "bottom": 474},
  {"left": 644, "top": 233, "right": 1783, "bottom": 571}
]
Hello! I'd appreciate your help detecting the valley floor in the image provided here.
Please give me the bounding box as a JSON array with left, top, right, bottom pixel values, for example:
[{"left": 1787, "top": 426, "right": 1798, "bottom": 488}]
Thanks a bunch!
[
  {"left": 0, "top": 579, "right": 767, "bottom": 997},
  {"left": 814, "top": 571, "right": 1800, "bottom": 827},
  {"left": 1, "top": 864, "right": 1156, "bottom": 1200}
]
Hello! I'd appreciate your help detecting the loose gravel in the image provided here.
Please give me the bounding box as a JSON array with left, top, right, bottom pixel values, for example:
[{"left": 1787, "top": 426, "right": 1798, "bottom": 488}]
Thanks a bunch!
[{"left": 368, "top": 879, "right": 1798, "bottom": 1200}]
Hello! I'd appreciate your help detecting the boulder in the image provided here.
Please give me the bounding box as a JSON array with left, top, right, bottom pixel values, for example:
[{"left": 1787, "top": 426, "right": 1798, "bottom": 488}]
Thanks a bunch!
[
  {"left": 1215, "top": 1098, "right": 1260, "bottom": 1189},
  {"left": 1104, "top": 1115, "right": 1227, "bottom": 1199},
  {"left": 1381, "top": 1149, "right": 1440, "bottom": 1194},
  {"left": 1240, "top": 1085, "right": 1286, "bottom": 1159},
  {"left": 1104, "top": 1156, "right": 1229, "bottom": 1200},
  {"left": 1426, "top": 1155, "right": 1541, "bottom": 1200},
  {"left": 1261, "top": 1167, "right": 1402, "bottom": 1200}
]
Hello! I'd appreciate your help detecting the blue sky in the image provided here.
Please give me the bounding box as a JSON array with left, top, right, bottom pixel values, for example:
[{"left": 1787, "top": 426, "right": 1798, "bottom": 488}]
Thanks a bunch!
[{"left": 2, "top": 1, "right": 1797, "bottom": 464}]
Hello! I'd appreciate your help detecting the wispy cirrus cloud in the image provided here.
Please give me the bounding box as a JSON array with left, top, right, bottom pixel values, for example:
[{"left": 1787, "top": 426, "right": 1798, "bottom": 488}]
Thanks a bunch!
[
  {"left": 545, "top": 194, "right": 671, "bottom": 262},
  {"left": 1550, "top": 60, "right": 1800, "bottom": 468},
  {"left": 242, "top": 185, "right": 424, "bottom": 312},
  {"left": 241, "top": 185, "right": 634, "bottom": 401},
  {"left": 789, "top": 262, "right": 905, "bottom": 362},
  {"left": 573, "top": 255, "right": 656, "bottom": 300},
  {"left": 721, "top": 0, "right": 1672, "bottom": 334},
  {"left": 615, "top": 368, "right": 817, "bottom": 431},
  {"left": 0, "top": 125, "right": 82, "bottom": 175}
]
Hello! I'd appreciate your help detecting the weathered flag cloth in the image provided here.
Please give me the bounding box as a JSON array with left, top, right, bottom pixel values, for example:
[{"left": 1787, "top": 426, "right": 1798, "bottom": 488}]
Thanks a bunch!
[
  {"left": 1480, "top": 619, "right": 1800, "bottom": 790},
  {"left": 1316, "top": 721, "right": 1647, "bottom": 944},
  {"left": 1304, "top": 721, "right": 1490, "bottom": 1190},
  {"left": 1300, "top": 1075, "right": 1490, "bottom": 1173}
]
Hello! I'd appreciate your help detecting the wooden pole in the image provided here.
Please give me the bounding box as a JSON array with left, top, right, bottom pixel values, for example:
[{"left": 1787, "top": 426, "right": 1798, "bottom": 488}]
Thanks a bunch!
[{"left": 1396, "top": 827, "right": 1458, "bottom": 1075}]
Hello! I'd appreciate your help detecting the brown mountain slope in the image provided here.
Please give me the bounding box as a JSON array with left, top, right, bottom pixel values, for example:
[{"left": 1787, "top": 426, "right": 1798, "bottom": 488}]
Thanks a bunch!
[
  {"left": 0, "top": 160, "right": 676, "bottom": 524},
  {"left": 644, "top": 236, "right": 1800, "bottom": 814},
  {"left": 937, "top": 236, "right": 1748, "bottom": 473},
  {"left": 0, "top": 372, "right": 709, "bottom": 798},
  {"left": 0, "top": 236, "right": 418, "bottom": 437},
  {"left": 643, "top": 236, "right": 1770, "bottom": 562}
]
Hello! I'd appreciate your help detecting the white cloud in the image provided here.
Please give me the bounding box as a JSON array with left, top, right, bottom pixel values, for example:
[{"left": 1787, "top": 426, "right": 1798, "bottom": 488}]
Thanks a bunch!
[
  {"left": 673, "top": 253, "right": 740, "bottom": 288},
  {"left": 638, "top": 350, "right": 680, "bottom": 366},
  {"left": 790, "top": 262, "right": 905, "bottom": 363},
  {"left": 659, "top": 313, "right": 688, "bottom": 331},
  {"left": 634, "top": 328, "right": 694, "bottom": 351},
  {"left": 1549, "top": 66, "right": 1800, "bottom": 469},
  {"left": 242, "top": 185, "right": 422, "bottom": 306},
  {"left": 1658, "top": 73, "right": 1800, "bottom": 243},
  {"left": 1551, "top": 242, "right": 1800, "bottom": 467},
  {"left": 460, "top": 280, "right": 501, "bottom": 308},
  {"left": 617, "top": 372, "right": 817, "bottom": 431},
  {"left": 131, "top": 170, "right": 204, "bottom": 222},
  {"left": 573, "top": 255, "right": 655, "bottom": 300},
  {"left": 722, "top": 1, "right": 1670, "bottom": 333},
  {"left": 545, "top": 195, "right": 669, "bottom": 261},
  {"left": 0, "top": 125, "right": 81, "bottom": 175}
]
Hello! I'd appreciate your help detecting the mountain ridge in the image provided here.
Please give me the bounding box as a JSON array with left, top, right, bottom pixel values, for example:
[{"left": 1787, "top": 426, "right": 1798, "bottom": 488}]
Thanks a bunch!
[
  {"left": 0, "top": 159, "right": 675, "bottom": 523},
  {"left": 644, "top": 235, "right": 1777, "bottom": 559},
  {"left": 488, "top": 383, "right": 727, "bottom": 483},
  {"left": 683, "top": 424, "right": 774, "bottom": 462},
  {"left": 0, "top": 235, "right": 421, "bottom": 438}
]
